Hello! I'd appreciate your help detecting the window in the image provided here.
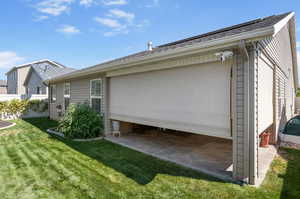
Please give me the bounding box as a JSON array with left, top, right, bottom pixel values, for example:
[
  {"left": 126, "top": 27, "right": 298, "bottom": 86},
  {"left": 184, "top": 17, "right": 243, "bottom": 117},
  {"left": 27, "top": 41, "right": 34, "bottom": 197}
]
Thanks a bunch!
[
  {"left": 37, "top": 87, "right": 40, "bottom": 94},
  {"left": 90, "top": 79, "right": 102, "bottom": 113},
  {"left": 64, "top": 83, "right": 70, "bottom": 111},
  {"left": 50, "top": 85, "right": 56, "bottom": 103},
  {"left": 12, "top": 71, "right": 16, "bottom": 81}
]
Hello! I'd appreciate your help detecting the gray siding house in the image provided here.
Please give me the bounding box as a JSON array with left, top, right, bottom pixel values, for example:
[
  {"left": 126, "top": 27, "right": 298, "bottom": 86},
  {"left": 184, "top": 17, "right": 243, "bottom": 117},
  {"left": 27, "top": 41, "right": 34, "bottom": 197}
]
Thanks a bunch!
[
  {"left": 23, "top": 61, "right": 75, "bottom": 95},
  {"left": 6, "top": 60, "right": 74, "bottom": 95},
  {"left": 46, "top": 12, "right": 298, "bottom": 186},
  {"left": 0, "top": 80, "right": 7, "bottom": 94}
]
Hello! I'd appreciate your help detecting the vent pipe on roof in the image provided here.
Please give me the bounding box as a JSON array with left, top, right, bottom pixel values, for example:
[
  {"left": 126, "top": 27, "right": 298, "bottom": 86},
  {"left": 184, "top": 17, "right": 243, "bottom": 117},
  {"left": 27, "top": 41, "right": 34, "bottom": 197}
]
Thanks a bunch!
[{"left": 147, "top": 41, "right": 153, "bottom": 51}]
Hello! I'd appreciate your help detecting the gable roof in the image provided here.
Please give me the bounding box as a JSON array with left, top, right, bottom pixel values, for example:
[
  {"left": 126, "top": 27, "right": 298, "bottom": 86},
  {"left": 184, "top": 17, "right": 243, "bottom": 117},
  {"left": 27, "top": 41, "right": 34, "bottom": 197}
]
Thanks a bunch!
[
  {"left": 23, "top": 61, "right": 76, "bottom": 86},
  {"left": 5, "top": 59, "right": 66, "bottom": 75},
  {"left": 46, "top": 12, "right": 296, "bottom": 84}
]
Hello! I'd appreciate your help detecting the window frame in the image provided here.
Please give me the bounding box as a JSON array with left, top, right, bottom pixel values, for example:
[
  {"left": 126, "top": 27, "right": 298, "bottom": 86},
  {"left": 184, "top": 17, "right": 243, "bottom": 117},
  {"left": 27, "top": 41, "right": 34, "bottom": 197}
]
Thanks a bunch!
[
  {"left": 50, "top": 85, "right": 56, "bottom": 103},
  {"left": 64, "top": 83, "right": 71, "bottom": 111},
  {"left": 90, "top": 79, "right": 102, "bottom": 113},
  {"left": 37, "top": 86, "right": 40, "bottom": 94}
]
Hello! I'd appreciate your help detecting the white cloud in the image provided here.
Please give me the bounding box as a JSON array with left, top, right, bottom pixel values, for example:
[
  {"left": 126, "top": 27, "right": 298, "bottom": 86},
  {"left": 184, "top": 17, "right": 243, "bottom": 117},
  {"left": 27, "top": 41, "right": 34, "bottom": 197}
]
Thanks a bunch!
[
  {"left": 57, "top": 25, "right": 80, "bottom": 34},
  {"left": 0, "top": 51, "right": 25, "bottom": 69},
  {"left": 94, "top": 17, "right": 123, "bottom": 29},
  {"left": 297, "top": 41, "right": 300, "bottom": 48},
  {"left": 145, "top": 0, "right": 159, "bottom": 8},
  {"left": 34, "top": 15, "right": 49, "bottom": 22},
  {"left": 35, "top": 0, "right": 74, "bottom": 16},
  {"left": 135, "top": 19, "right": 150, "bottom": 28},
  {"left": 108, "top": 9, "right": 135, "bottom": 22},
  {"left": 94, "top": 6, "right": 149, "bottom": 36},
  {"left": 79, "top": 0, "right": 93, "bottom": 7},
  {"left": 102, "top": 0, "right": 127, "bottom": 6}
]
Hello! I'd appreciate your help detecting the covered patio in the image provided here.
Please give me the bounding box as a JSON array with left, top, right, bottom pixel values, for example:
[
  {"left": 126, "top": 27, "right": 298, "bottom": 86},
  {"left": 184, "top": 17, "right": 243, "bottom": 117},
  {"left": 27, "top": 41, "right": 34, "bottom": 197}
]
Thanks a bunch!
[{"left": 106, "top": 128, "right": 234, "bottom": 182}]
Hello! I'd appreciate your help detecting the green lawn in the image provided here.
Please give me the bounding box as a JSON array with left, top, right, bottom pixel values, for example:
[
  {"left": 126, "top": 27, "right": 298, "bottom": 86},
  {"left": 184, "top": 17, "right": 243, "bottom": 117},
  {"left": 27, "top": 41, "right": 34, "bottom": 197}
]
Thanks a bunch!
[{"left": 0, "top": 118, "right": 299, "bottom": 199}]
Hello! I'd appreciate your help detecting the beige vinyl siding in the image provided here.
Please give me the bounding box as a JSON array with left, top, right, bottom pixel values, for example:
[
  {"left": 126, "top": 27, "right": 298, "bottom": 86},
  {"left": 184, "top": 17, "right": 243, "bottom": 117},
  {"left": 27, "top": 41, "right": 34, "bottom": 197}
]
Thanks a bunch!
[
  {"left": 256, "top": 56, "right": 274, "bottom": 134},
  {"left": 6, "top": 70, "right": 17, "bottom": 94},
  {"left": 233, "top": 50, "right": 246, "bottom": 180},
  {"left": 233, "top": 46, "right": 258, "bottom": 184},
  {"left": 259, "top": 24, "right": 295, "bottom": 139},
  {"left": 49, "top": 83, "right": 64, "bottom": 120},
  {"left": 70, "top": 78, "right": 90, "bottom": 105},
  {"left": 17, "top": 66, "right": 30, "bottom": 95},
  {"left": 49, "top": 74, "right": 105, "bottom": 120}
]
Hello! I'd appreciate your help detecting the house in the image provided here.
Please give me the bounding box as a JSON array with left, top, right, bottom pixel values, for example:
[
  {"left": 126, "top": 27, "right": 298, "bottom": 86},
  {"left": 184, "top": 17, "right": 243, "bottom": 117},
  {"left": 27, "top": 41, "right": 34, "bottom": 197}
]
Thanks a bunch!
[
  {"left": 0, "top": 80, "right": 7, "bottom": 94},
  {"left": 23, "top": 61, "right": 75, "bottom": 95},
  {"left": 45, "top": 12, "right": 298, "bottom": 186},
  {"left": 6, "top": 60, "right": 75, "bottom": 95}
]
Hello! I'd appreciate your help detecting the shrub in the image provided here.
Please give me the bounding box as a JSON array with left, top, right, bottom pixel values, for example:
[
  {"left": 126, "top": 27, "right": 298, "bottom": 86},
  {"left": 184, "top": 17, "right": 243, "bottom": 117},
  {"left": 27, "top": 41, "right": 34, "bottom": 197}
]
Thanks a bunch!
[
  {"left": 7, "top": 99, "right": 29, "bottom": 117},
  {"left": 0, "top": 99, "right": 48, "bottom": 119},
  {"left": 297, "top": 88, "right": 300, "bottom": 97},
  {"left": 57, "top": 103, "right": 103, "bottom": 139},
  {"left": 28, "top": 99, "right": 48, "bottom": 113}
]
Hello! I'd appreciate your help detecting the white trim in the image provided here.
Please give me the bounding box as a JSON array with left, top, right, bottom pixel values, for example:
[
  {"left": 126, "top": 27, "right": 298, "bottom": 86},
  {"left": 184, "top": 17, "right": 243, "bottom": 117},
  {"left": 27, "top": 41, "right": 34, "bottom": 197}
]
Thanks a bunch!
[
  {"left": 46, "top": 26, "right": 275, "bottom": 84},
  {"left": 273, "top": 12, "right": 295, "bottom": 36},
  {"left": 50, "top": 84, "right": 56, "bottom": 104},
  {"left": 64, "top": 82, "right": 70, "bottom": 111},
  {"left": 0, "top": 122, "right": 16, "bottom": 130},
  {"left": 64, "top": 82, "right": 70, "bottom": 98},
  {"left": 90, "top": 79, "right": 102, "bottom": 112},
  {"left": 107, "top": 53, "right": 220, "bottom": 77}
]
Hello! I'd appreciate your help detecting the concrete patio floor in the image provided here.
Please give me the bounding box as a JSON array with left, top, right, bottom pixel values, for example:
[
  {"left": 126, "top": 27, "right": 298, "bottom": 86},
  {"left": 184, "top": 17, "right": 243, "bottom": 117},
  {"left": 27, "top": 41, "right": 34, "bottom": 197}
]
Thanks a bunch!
[
  {"left": 106, "top": 129, "right": 234, "bottom": 182},
  {"left": 256, "top": 145, "right": 278, "bottom": 186}
]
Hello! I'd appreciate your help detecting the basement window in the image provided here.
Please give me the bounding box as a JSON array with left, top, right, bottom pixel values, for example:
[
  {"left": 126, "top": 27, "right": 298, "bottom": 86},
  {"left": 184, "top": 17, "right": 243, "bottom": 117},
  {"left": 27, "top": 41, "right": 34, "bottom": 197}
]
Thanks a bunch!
[{"left": 90, "top": 79, "right": 102, "bottom": 114}]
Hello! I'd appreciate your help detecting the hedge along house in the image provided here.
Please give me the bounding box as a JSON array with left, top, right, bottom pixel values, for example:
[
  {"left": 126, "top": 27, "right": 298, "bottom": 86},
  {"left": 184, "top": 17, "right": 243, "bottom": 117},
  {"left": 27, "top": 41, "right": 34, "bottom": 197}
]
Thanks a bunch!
[{"left": 46, "top": 12, "right": 298, "bottom": 185}]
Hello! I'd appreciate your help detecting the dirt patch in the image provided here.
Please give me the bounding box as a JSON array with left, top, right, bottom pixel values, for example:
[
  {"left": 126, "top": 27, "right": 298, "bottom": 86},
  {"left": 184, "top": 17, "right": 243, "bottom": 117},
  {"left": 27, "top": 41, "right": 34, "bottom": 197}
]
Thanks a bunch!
[{"left": 280, "top": 141, "right": 300, "bottom": 150}]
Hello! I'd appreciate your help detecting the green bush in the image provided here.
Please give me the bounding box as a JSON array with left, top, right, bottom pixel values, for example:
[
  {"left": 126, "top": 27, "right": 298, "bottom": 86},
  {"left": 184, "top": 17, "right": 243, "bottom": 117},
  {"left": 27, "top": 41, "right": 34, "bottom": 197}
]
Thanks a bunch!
[
  {"left": 8, "top": 99, "right": 29, "bottom": 116},
  {"left": 28, "top": 99, "right": 48, "bottom": 113},
  {"left": 297, "top": 88, "right": 300, "bottom": 97},
  {"left": 0, "top": 99, "right": 48, "bottom": 118},
  {"left": 57, "top": 103, "right": 103, "bottom": 139}
]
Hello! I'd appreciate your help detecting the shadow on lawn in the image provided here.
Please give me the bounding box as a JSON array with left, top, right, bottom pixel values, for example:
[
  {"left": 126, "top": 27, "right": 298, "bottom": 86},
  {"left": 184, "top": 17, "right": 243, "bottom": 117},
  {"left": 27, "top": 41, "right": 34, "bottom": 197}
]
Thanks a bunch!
[
  {"left": 278, "top": 148, "right": 300, "bottom": 199},
  {"left": 23, "top": 118, "right": 223, "bottom": 185}
]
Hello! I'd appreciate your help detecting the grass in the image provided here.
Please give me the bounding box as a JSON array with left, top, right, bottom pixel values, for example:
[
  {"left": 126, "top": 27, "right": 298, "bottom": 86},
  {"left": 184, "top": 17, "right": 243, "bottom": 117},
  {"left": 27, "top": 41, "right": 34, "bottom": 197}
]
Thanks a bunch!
[{"left": 0, "top": 117, "right": 299, "bottom": 199}]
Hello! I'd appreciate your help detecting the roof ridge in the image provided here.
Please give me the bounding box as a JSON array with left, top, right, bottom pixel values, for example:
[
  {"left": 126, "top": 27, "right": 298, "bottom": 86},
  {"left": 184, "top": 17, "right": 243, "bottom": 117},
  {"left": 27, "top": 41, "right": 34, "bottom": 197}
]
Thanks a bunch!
[{"left": 158, "top": 13, "right": 291, "bottom": 48}]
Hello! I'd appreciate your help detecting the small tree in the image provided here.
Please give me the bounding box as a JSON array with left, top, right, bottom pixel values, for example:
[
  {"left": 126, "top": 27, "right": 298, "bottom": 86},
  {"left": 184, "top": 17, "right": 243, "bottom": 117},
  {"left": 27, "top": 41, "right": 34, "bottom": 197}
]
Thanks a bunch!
[{"left": 57, "top": 103, "right": 103, "bottom": 139}]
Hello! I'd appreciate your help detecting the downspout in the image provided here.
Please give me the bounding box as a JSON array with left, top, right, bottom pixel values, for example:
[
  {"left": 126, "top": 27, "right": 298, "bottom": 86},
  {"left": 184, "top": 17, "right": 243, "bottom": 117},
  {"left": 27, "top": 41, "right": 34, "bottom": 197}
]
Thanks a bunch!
[{"left": 238, "top": 40, "right": 250, "bottom": 184}]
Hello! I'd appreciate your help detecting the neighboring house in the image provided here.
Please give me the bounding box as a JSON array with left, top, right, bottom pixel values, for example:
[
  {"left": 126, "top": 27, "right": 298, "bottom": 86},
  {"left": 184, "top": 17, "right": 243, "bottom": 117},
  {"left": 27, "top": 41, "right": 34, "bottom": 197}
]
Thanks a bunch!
[
  {"left": 23, "top": 61, "right": 75, "bottom": 95},
  {"left": 6, "top": 60, "right": 75, "bottom": 95},
  {"left": 0, "top": 80, "right": 7, "bottom": 94},
  {"left": 46, "top": 12, "right": 298, "bottom": 185}
]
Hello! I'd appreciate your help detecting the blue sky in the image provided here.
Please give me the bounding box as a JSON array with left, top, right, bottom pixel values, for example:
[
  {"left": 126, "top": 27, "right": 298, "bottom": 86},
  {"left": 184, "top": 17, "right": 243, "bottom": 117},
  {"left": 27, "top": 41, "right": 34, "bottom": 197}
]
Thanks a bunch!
[{"left": 1, "top": 0, "right": 300, "bottom": 80}]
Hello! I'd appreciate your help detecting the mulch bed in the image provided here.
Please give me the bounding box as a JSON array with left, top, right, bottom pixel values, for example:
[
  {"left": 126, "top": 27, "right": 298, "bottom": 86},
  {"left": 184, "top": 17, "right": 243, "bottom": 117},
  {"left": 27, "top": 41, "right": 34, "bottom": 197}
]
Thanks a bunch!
[{"left": 0, "top": 120, "right": 13, "bottom": 129}]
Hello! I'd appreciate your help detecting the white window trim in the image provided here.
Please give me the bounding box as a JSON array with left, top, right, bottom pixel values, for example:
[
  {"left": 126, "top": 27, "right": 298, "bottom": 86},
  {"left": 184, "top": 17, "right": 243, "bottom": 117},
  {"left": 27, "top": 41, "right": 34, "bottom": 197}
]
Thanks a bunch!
[
  {"left": 64, "top": 83, "right": 71, "bottom": 111},
  {"left": 50, "top": 85, "right": 56, "bottom": 103},
  {"left": 64, "top": 83, "right": 70, "bottom": 98},
  {"left": 90, "top": 79, "right": 102, "bottom": 112}
]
